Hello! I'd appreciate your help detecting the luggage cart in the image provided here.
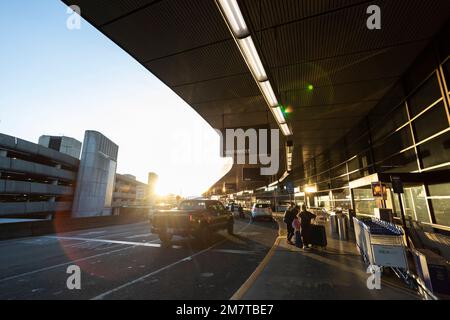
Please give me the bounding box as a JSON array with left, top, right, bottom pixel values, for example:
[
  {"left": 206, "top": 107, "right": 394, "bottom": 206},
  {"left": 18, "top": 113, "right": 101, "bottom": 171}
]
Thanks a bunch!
[{"left": 353, "top": 217, "right": 408, "bottom": 270}]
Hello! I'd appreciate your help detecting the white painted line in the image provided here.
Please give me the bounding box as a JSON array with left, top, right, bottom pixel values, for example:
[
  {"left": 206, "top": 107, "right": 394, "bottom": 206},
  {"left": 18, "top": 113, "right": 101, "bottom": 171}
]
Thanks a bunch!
[
  {"left": 0, "top": 245, "right": 134, "bottom": 283},
  {"left": 91, "top": 221, "right": 252, "bottom": 300},
  {"left": 79, "top": 231, "right": 107, "bottom": 236},
  {"left": 212, "top": 249, "right": 257, "bottom": 255},
  {"left": 44, "top": 236, "right": 163, "bottom": 248},
  {"left": 125, "top": 233, "right": 153, "bottom": 239},
  {"left": 0, "top": 236, "right": 164, "bottom": 283},
  {"left": 91, "top": 243, "right": 224, "bottom": 300}
]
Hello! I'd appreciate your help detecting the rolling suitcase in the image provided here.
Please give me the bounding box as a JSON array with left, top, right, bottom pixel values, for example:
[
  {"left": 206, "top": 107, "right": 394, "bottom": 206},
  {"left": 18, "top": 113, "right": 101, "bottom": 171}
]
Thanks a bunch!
[
  {"left": 310, "top": 224, "right": 327, "bottom": 248},
  {"left": 294, "top": 231, "right": 303, "bottom": 248}
]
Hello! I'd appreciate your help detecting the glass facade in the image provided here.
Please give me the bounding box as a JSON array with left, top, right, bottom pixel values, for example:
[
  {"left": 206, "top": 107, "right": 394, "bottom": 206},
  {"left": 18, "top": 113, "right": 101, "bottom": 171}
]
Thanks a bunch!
[
  {"left": 428, "top": 183, "right": 450, "bottom": 227},
  {"left": 291, "top": 27, "right": 450, "bottom": 227}
]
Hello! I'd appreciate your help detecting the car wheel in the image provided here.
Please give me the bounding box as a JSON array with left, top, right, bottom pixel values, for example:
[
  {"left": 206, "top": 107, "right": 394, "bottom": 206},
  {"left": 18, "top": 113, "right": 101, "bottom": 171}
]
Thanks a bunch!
[
  {"left": 227, "top": 221, "right": 234, "bottom": 235},
  {"left": 198, "top": 226, "right": 211, "bottom": 244},
  {"left": 159, "top": 232, "right": 172, "bottom": 244}
]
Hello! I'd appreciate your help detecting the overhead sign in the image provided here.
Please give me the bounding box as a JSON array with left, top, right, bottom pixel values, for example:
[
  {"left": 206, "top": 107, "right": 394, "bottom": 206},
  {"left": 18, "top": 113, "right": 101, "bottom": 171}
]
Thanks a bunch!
[
  {"left": 390, "top": 176, "right": 404, "bottom": 194},
  {"left": 285, "top": 181, "right": 295, "bottom": 194},
  {"left": 371, "top": 182, "right": 387, "bottom": 199}
]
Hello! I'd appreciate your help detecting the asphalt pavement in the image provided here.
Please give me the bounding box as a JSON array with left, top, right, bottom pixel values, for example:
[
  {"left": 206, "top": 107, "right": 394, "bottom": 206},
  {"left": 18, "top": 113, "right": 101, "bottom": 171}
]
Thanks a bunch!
[{"left": 0, "top": 216, "right": 279, "bottom": 300}]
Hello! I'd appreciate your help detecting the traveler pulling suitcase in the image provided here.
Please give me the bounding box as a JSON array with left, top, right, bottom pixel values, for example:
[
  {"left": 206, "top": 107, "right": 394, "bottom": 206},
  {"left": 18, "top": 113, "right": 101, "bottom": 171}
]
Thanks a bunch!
[{"left": 310, "top": 224, "right": 327, "bottom": 248}]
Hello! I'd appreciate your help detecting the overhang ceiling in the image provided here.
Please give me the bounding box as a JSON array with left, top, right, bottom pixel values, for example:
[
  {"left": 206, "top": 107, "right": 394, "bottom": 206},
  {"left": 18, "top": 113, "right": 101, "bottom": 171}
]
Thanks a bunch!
[{"left": 61, "top": 0, "right": 450, "bottom": 191}]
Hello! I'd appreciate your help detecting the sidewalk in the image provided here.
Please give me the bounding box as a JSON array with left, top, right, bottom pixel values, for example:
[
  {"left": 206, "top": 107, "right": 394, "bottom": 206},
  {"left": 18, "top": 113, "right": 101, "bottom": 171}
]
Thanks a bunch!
[{"left": 233, "top": 219, "right": 419, "bottom": 300}]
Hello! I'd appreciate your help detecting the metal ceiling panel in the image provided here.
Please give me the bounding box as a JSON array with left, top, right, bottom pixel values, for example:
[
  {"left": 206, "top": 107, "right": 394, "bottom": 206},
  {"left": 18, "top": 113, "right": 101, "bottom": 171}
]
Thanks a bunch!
[{"left": 60, "top": 0, "right": 450, "bottom": 192}]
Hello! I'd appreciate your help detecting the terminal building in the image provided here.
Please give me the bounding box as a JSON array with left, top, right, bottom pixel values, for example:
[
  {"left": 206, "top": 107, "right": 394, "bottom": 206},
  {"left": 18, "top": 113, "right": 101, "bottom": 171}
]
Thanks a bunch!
[
  {"left": 60, "top": 1, "right": 449, "bottom": 238},
  {"left": 0, "top": 130, "right": 119, "bottom": 219}
]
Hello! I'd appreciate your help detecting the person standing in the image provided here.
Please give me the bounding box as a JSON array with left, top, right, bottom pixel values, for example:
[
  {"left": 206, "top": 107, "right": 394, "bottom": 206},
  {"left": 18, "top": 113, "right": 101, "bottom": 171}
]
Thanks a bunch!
[
  {"left": 292, "top": 215, "right": 303, "bottom": 248},
  {"left": 283, "top": 203, "right": 296, "bottom": 244},
  {"left": 298, "top": 205, "right": 316, "bottom": 249}
]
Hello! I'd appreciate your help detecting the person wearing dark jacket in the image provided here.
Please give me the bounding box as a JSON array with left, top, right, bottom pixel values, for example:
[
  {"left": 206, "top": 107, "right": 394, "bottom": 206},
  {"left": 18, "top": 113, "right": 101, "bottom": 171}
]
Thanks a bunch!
[
  {"left": 298, "top": 205, "right": 316, "bottom": 249},
  {"left": 283, "top": 203, "right": 298, "bottom": 244}
]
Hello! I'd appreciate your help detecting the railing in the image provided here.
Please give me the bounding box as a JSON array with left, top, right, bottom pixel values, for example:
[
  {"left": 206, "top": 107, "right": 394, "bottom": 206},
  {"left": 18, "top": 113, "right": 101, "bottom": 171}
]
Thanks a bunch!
[{"left": 420, "top": 222, "right": 450, "bottom": 232}]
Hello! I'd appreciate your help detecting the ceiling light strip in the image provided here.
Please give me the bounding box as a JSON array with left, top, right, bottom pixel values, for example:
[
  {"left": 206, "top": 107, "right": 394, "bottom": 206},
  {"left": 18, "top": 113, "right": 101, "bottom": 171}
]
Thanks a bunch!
[{"left": 216, "top": 0, "right": 292, "bottom": 136}]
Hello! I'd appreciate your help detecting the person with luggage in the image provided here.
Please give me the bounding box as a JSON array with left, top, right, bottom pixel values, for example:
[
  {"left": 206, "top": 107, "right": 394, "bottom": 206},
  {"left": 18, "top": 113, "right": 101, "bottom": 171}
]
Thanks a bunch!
[
  {"left": 283, "top": 203, "right": 297, "bottom": 244},
  {"left": 238, "top": 205, "right": 245, "bottom": 219},
  {"left": 298, "top": 204, "right": 316, "bottom": 249},
  {"left": 292, "top": 215, "right": 303, "bottom": 248}
]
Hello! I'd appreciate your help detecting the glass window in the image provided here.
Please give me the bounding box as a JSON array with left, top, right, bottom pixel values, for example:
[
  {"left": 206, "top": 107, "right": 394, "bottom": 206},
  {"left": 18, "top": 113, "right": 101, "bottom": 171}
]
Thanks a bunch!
[
  {"left": 332, "top": 189, "right": 351, "bottom": 210},
  {"left": 402, "top": 186, "right": 430, "bottom": 223},
  {"left": 254, "top": 203, "right": 270, "bottom": 209},
  {"left": 353, "top": 188, "right": 377, "bottom": 215},
  {"left": 428, "top": 183, "right": 450, "bottom": 227},
  {"left": 330, "top": 164, "right": 347, "bottom": 179},
  {"left": 349, "top": 170, "right": 364, "bottom": 182},
  {"left": 429, "top": 183, "right": 450, "bottom": 196},
  {"left": 314, "top": 193, "right": 332, "bottom": 210},
  {"left": 413, "top": 102, "right": 448, "bottom": 142},
  {"left": 331, "top": 177, "right": 348, "bottom": 189},
  {"left": 371, "top": 105, "right": 408, "bottom": 143},
  {"left": 407, "top": 75, "right": 442, "bottom": 117},
  {"left": 373, "top": 126, "right": 413, "bottom": 162},
  {"left": 347, "top": 157, "right": 360, "bottom": 172},
  {"left": 377, "top": 149, "right": 418, "bottom": 173},
  {"left": 179, "top": 201, "right": 206, "bottom": 210},
  {"left": 418, "top": 131, "right": 450, "bottom": 169},
  {"left": 430, "top": 199, "right": 450, "bottom": 226}
]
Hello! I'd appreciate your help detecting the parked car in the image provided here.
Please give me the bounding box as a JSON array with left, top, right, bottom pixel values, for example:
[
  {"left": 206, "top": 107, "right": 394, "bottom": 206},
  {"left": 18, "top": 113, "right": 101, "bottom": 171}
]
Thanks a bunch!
[
  {"left": 150, "top": 199, "right": 234, "bottom": 244},
  {"left": 251, "top": 203, "right": 273, "bottom": 221}
]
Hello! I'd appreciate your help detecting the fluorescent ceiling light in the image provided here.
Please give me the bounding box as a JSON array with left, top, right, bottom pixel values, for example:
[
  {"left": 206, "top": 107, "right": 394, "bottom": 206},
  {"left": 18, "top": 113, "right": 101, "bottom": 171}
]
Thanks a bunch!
[
  {"left": 279, "top": 171, "right": 290, "bottom": 183},
  {"left": 239, "top": 37, "right": 267, "bottom": 82},
  {"left": 260, "top": 81, "right": 278, "bottom": 106},
  {"left": 272, "top": 106, "right": 286, "bottom": 124},
  {"left": 217, "top": 0, "right": 249, "bottom": 38},
  {"left": 280, "top": 123, "right": 292, "bottom": 136}
]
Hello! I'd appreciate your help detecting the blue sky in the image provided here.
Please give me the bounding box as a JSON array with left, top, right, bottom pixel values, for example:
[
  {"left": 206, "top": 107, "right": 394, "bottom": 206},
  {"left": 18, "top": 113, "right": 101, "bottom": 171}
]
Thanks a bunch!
[{"left": 0, "top": 0, "right": 232, "bottom": 195}]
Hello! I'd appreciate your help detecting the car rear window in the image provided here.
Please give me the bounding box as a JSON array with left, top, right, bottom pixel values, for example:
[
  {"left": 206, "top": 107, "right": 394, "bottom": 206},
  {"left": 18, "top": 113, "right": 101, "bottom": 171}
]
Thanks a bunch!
[
  {"left": 255, "top": 204, "right": 270, "bottom": 208},
  {"left": 179, "top": 201, "right": 206, "bottom": 210}
]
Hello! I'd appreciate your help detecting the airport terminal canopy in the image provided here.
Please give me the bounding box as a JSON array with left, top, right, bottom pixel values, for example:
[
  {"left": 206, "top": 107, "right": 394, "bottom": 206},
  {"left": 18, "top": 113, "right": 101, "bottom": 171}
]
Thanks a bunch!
[{"left": 62, "top": 0, "right": 450, "bottom": 191}]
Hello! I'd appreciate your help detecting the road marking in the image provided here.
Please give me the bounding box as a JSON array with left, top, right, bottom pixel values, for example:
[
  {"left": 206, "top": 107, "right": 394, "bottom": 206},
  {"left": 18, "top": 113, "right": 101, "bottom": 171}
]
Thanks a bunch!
[
  {"left": 79, "top": 231, "right": 107, "bottom": 236},
  {"left": 0, "top": 245, "right": 134, "bottom": 283},
  {"left": 44, "top": 236, "right": 164, "bottom": 248},
  {"left": 230, "top": 236, "right": 282, "bottom": 300},
  {"left": 125, "top": 233, "right": 153, "bottom": 239},
  {"left": 212, "top": 249, "right": 257, "bottom": 255},
  {"left": 91, "top": 243, "right": 225, "bottom": 300},
  {"left": 91, "top": 220, "right": 253, "bottom": 300}
]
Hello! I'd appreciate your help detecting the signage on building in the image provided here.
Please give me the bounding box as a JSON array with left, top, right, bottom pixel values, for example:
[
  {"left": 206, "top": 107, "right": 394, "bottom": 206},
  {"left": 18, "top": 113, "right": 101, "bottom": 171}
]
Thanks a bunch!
[{"left": 371, "top": 182, "right": 387, "bottom": 199}]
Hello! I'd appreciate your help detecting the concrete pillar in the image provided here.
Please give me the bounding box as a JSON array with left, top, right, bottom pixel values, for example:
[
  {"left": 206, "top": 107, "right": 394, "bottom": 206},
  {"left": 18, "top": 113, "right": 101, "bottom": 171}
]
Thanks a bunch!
[
  {"left": 72, "top": 131, "right": 118, "bottom": 217},
  {"left": 0, "top": 150, "right": 6, "bottom": 179},
  {"left": 49, "top": 164, "right": 60, "bottom": 203}
]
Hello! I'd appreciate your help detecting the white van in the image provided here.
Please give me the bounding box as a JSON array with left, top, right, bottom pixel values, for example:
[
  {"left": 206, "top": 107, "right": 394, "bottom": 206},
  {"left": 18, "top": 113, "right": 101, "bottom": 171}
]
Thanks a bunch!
[{"left": 251, "top": 203, "right": 273, "bottom": 221}]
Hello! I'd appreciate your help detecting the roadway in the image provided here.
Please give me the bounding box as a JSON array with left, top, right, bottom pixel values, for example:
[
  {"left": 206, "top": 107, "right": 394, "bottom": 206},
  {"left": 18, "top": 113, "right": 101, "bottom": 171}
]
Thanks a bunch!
[{"left": 0, "top": 216, "right": 279, "bottom": 300}]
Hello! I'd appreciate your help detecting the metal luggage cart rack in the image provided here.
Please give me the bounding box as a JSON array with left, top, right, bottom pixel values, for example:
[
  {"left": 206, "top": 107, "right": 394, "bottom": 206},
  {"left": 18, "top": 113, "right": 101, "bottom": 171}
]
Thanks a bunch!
[
  {"left": 353, "top": 217, "right": 408, "bottom": 270},
  {"left": 354, "top": 217, "right": 441, "bottom": 299}
]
